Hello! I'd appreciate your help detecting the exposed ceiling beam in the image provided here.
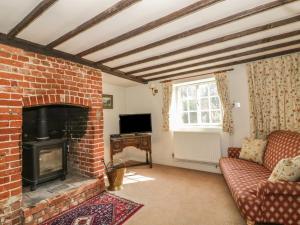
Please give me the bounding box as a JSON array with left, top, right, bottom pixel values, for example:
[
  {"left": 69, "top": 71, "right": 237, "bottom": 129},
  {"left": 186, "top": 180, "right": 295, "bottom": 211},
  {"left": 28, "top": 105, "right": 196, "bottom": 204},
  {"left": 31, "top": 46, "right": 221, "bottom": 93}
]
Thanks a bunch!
[
  {"left": 47, "top": 0, "right": 141, "bottom": 48},
  {"left": 98, "top": 64, "right": 145, "bottom": 83},
  {"left": 146, "top": 48, "right": 300, "bottom": 81},
  {"left": 7, "top": 0, "right": 58, "bottom": 38},
  {"left": 112, "top": 15, "right": 300, "bottom": 69},
  {"left": 77, "top": 0, "right": 223, "bottom": 57},
  {"left": 125, "top": 30, "right": 300, "bottom": 74},
  {"left": 139, "top": 39, "right": 300, "bottom": 77},
  {"left": 0, "top": 33, "right": 146, "bottom": 84},
  {"left": 97, "top": 0, "right": 297, "bottom": 64},
  {"left": 159, "top": 68, "right": 234, "bottom": 83}
]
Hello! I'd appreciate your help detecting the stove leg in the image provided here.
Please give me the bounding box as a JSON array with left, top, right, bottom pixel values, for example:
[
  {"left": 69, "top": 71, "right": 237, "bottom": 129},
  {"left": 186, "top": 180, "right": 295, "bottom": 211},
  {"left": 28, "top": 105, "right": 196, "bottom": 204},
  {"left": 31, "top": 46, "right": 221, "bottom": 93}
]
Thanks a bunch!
[
  {"left": 30, "top": 183, "right": 37, "bottom": 191},
  {"left": 61, "top": 175, "right": 66, "bottom": 181}
]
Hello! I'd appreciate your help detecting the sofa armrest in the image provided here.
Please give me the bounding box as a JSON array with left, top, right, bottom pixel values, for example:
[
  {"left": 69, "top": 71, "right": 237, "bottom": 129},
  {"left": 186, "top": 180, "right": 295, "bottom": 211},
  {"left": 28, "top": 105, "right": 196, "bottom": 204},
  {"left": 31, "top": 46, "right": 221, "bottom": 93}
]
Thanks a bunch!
[
  {"left": 228, "top": 147, "right": 241, "bottom": 158},
  {"left": 257, "top": 180, "right": 300, "bottom": 224},
  {"left": 258, "top": 180, "right": 300, "bottom": 196}
]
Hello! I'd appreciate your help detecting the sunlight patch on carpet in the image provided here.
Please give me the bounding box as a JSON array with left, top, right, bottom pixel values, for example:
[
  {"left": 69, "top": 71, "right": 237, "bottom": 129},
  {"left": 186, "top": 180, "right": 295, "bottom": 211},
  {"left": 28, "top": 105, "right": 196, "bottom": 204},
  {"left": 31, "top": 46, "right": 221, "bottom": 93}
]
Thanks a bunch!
[{"left": 123, "top": 171, "right": 155, "bottom": 184}]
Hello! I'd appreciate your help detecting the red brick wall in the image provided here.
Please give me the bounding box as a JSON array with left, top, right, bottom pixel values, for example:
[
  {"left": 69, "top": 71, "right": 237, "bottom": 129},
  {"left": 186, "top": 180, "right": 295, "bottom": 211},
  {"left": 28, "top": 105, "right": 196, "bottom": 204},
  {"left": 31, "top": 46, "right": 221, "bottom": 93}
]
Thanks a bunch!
[
  {"left": 22, "top": 179, "right": 104, "bottom": 225},
  {"left": 0, "top": 44, "right": 104, "bottom": 224}
]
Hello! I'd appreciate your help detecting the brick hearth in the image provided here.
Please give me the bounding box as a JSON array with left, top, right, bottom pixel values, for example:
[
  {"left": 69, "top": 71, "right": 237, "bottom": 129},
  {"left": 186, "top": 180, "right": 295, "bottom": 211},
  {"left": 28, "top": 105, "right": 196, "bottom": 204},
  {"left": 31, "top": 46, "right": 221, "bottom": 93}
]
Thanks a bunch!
[
  {"left": 22, "top": 175, "right": 104, "bottom": 225},
  {"left": 0, "top": 44, "right": 105, "bottom": 224}
]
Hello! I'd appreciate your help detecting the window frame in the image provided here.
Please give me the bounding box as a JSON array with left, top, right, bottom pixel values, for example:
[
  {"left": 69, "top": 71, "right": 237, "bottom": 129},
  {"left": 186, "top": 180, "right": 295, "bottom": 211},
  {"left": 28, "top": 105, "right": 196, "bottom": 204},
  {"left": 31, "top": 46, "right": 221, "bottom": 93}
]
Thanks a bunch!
[{"left": 172, "top": 78, "right": 222, "bottom": 131}]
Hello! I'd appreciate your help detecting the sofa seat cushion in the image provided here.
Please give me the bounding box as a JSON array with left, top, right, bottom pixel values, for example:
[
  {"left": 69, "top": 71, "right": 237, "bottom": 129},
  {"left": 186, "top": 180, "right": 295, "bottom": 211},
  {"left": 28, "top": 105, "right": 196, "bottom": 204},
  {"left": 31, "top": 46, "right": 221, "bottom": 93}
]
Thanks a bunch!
[{"left": 220, "top": 157, "right": 271, "bottom": 221}]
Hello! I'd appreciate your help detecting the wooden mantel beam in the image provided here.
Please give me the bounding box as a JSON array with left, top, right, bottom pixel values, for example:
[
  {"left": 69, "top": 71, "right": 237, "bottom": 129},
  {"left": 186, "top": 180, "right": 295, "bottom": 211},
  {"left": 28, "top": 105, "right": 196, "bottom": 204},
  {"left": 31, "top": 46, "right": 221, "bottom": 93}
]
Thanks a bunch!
[
  {"left": 0, "top": 34, "right": 146, "bottom": 84},
  {"left": 77, "top": 0, "right": 223, "bottom": 57},
  {"left": 146, "top": 48, "right": 300, "bottom": 81},
  {"left": 8, "top": 0, "right": 58, "bottom": 38},
  {"left": 47, "top": 0, "right": 141, "bottom": 48},
  {"left": 98, "top": 0, "right": 297, "bottom": 64}
]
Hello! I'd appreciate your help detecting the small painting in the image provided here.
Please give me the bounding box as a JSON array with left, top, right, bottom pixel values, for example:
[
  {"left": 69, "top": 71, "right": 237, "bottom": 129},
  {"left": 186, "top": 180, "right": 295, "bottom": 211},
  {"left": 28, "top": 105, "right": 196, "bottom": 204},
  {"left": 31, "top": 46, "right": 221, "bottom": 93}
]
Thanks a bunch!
[{"left": 103, "top": 94, "right": 113, "bottom": 109}]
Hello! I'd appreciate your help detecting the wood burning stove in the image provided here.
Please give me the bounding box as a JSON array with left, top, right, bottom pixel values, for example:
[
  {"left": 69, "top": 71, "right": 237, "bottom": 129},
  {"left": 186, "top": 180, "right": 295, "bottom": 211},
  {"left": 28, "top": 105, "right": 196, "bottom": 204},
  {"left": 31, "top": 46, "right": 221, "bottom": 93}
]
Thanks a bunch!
[
  {"left": 22, "top": 139, "right": 67, "bottom": 191},
  {"left": 22, "top": 107, "right": 68, "bottom": 191}
]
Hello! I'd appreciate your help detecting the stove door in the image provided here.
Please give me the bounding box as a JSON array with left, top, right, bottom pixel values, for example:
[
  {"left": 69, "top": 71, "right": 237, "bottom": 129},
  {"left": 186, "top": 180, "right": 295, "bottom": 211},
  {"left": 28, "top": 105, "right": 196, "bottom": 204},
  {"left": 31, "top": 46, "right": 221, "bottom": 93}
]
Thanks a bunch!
[{"left": 39, "top": 147, "right": 63, "bottom": 176}]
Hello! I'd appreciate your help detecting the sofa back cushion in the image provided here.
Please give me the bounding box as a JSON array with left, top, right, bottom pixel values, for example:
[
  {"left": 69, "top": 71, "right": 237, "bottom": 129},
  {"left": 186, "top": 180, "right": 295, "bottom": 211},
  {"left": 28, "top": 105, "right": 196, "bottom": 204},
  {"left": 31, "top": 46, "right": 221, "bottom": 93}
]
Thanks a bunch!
[{"left": 263, "top": 130, "right": 300, "bottom": 171}]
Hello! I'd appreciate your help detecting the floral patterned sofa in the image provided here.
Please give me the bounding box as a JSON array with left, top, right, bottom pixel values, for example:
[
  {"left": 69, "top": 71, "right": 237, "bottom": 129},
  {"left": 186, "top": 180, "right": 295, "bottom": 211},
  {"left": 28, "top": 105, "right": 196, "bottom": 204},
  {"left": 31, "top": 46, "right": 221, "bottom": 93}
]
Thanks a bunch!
[{"left": 219, "top": 130, "right": 300, "bottom": 225}]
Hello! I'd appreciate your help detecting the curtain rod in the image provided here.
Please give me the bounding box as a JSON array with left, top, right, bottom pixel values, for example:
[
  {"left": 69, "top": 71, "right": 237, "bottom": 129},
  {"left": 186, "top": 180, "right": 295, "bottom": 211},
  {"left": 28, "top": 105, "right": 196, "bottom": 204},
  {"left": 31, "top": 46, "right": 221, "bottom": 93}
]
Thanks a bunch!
[{"left": 159, "top": 68, "right": 234, "bottom": 83}]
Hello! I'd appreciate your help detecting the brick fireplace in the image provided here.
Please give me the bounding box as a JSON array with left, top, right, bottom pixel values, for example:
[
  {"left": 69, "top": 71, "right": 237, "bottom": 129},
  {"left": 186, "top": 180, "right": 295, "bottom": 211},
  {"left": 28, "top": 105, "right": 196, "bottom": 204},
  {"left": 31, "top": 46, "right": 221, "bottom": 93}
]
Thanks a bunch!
[{"left": 0, "top": 44, "right": 104, "bottom": 224}]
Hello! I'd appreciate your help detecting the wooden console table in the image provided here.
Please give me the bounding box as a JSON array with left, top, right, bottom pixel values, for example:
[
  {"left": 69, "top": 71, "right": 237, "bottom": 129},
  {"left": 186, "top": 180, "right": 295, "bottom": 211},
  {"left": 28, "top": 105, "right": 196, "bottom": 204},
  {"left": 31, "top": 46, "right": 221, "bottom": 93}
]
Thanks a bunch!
[{"left": 110, "top": 134, "right": 152, "bottom": 168}]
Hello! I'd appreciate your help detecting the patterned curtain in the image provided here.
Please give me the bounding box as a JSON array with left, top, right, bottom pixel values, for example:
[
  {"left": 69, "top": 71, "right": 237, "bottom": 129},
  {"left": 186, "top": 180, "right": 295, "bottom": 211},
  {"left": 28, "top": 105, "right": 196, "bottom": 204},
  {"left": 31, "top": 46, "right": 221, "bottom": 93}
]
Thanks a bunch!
[
  {"left": 215, "top": 72, "right": 234, "bottom": 134},
  {"left": 162, "top": 81, "right": 173, "bottom": 131},
  {"left": 247, "top": 53, "right": 300, "bottom": 139}
]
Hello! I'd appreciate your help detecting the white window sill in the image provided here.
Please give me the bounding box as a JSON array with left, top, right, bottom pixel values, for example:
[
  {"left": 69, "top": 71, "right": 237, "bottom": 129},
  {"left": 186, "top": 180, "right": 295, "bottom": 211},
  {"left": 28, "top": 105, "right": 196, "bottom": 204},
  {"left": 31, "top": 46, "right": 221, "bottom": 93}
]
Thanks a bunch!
[{"left": 172, "top": 127, "right": 222, "bottom": 134}]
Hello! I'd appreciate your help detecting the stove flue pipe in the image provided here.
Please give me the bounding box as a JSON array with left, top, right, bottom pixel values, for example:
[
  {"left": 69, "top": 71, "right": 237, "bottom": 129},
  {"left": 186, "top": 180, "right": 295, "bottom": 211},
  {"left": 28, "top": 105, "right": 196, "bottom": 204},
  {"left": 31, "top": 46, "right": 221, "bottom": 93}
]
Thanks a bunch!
[{"left": 36, "top": 107, "right": 49, "bottom": 140}]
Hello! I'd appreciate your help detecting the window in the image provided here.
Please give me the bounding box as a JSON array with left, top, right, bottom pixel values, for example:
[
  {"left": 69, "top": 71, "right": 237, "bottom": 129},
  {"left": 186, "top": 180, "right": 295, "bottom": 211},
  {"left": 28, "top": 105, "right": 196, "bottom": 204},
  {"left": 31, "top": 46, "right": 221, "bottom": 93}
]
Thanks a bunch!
[{"left": 173, "top": 78, "right": 222, "bottom": 129}]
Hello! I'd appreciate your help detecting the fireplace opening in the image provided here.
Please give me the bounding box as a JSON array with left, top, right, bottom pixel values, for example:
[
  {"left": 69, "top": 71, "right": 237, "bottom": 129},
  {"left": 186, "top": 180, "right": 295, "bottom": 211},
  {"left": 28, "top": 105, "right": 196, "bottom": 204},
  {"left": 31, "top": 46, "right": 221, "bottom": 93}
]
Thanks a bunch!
[{"left": 22, "top": 105, "right": 89, "bottom": 191}]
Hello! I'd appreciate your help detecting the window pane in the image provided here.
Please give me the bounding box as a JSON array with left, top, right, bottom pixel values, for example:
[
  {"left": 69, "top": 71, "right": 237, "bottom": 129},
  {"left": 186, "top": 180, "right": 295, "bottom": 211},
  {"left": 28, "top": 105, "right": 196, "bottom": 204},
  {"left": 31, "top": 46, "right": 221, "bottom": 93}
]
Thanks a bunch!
[
  {"left": 180, "top": 87, "right": 187, "bottom": 98},
  {"left": 189, "top": 112, "right": 197, "bottom": 124},
  {"left": 176, "top": 80, "right": 222, "bottom": 128},
  {"left": 210, "top": 97, "right": 220, "bottom": 109},
  {"left": 182, "top": 100, "right": 188, "bottom": 111},
  {"left": 199, "top": 98, "right": 209, "bottom": 110},
  {"left": 187, "top": 86, "right": 197, "bottom": 98},
  {"left": 209, "top": 83, "right": 218, "bottom": 96},
  {"left": 199, "top": 84, "right": 208, "bottom": 97},
  {"left": 182, "top": 112, "right": 188, "bottom": 124},
  {"left": 211, "top": 111, "right": 221, "bottom": 123},
  {"left": 189, "top": 100, "right": 197, "bottom": 110},
  {"left": 201, "top": 111, "right": 210, "bottom": 123}
]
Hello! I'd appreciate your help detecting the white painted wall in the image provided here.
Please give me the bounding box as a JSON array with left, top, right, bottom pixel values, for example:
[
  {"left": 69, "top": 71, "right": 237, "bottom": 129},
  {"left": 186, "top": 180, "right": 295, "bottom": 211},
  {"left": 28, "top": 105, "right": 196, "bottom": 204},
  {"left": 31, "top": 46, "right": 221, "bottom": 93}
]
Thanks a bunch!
[
  {"left": 103, "top": 64, "right": 251, "bottom": 173},
  {"left": 228, "top": 64, "right": 251, "bottom": 147},
  {"left": 103, "top": 82, "right": 127, "bottom": 162}
]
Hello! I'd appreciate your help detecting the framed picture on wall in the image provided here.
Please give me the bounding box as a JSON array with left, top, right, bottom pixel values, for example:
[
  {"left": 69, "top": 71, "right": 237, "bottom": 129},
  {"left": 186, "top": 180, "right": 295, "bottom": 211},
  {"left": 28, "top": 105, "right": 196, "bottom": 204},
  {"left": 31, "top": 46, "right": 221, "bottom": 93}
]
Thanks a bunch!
[{"left": 103, "top": 94, "right": 113, "bottom": 109}]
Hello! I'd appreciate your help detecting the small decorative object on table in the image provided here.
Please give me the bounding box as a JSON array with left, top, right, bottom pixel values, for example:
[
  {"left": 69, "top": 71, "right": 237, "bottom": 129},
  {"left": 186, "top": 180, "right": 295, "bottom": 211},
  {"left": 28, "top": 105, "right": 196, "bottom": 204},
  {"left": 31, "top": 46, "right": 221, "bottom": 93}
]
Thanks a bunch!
[{"left": 102, "top": 159, "right": 126, "bottom": 191}]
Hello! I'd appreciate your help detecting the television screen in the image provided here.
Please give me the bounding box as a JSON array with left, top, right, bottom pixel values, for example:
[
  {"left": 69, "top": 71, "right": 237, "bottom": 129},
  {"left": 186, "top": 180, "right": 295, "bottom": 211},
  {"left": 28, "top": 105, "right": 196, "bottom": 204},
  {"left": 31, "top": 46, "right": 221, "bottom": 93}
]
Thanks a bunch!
[{"left": 119, "top": 114, "right": 152, "bottom": 134}]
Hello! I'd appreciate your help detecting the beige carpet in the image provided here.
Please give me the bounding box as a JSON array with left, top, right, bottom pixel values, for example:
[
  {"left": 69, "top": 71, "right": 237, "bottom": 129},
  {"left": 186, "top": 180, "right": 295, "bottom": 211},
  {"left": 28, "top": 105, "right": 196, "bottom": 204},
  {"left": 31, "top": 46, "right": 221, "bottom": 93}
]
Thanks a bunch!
[{"left": 107, "top": 164, "right": 246, "bottom": 225}]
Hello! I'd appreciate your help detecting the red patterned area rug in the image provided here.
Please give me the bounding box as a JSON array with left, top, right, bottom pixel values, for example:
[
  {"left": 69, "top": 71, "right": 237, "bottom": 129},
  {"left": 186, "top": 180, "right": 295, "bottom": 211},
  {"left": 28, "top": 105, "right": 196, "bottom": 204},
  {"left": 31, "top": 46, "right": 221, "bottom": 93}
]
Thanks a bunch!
[{"left": 41, "top": 192, "right": 143, "bottom": 225}]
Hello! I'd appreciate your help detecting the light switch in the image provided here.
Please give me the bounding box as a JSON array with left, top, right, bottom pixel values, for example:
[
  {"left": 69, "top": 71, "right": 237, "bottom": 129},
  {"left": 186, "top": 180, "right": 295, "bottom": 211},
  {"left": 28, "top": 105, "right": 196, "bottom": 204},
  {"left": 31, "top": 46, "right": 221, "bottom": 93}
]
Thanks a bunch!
[{"left": 233, "top": 102, "right": 241, "bottom": 108}]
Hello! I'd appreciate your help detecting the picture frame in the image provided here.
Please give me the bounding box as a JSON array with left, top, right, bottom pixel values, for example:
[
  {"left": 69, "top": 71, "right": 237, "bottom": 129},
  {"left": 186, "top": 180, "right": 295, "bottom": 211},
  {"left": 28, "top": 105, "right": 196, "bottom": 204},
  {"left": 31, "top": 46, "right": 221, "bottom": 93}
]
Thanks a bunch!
[{"left": 103, "top": 94, "right": 113, "bottom": 109}]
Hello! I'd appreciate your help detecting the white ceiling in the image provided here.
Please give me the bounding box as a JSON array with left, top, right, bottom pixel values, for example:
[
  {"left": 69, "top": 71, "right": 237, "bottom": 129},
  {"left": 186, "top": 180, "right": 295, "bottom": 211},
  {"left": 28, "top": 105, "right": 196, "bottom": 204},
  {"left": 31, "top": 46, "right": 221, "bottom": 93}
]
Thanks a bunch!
[
  {"left": 102, "top": 72, "right": 139, "bottom": 87},
  {"left": 0, "top": 0, "right": 43, "bottom": 33},
  {"left": 0, "top": 0, "right": 299, "bottom": 85}
]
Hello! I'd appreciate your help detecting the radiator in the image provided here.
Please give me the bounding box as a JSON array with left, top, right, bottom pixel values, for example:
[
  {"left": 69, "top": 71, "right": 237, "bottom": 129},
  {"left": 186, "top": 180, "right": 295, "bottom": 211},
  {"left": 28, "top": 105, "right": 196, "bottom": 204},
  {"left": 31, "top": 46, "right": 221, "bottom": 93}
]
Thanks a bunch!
[{"left": 173, "top": 132, "right": 221, "bottom": 164}]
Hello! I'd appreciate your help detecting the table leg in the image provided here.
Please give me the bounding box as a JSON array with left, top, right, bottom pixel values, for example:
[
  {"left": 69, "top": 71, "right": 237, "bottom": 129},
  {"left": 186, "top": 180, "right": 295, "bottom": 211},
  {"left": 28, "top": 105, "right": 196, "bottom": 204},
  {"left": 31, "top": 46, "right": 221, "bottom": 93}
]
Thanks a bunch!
[
  {"left": 110, "top": 147, "right": 113, "bottom": 162},
  {"left": 149, "top": 151, "right": 152, "bottom": 168},
  {"left": 146, "top": 151, "right": 149, "bottom": 164}
]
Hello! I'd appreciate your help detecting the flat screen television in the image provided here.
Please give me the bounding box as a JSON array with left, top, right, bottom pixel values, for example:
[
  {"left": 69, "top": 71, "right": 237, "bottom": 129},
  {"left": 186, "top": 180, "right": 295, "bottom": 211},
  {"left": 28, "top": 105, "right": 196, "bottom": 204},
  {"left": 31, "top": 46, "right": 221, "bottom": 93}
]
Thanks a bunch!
[{"left": 119, "top": 114, "right": 152, "bottom": 134}]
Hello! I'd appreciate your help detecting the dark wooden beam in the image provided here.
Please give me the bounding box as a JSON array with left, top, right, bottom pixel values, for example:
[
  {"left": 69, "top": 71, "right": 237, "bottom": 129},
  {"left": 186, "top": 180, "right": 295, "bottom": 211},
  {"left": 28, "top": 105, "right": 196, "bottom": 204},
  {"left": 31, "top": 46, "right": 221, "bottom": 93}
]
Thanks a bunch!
[
  {"left": 0, "top": 33, "right": 146, "bottom": 84},
  {"left": 125, "top": 30, "right": 300, "bottom": 74},
  {"left": 139, "top": 39, "right": 300, "bottom": 77},
  {"left": 159, "top": 68, "right": 234, "bottom": 83},
  {"left": 7, "top": 0, "right": 58, "bottom": 38},
  {"left": 47, "top": 0, "right": 141, "bottom": 48},
  {"left": 77, "top": 0, "right": 222, "bottom": 57},
  {"left": 146, "top": 48, "right": 300, "bottom": 81},
  {"left": 99, "top": 64, "right": 146, "bottom": 83},
  {"left": 112, "top": 15, "right": 300, "bottom": 69},
  {"left": 98, "top": 0, "right": 297, "bottom": 63}
]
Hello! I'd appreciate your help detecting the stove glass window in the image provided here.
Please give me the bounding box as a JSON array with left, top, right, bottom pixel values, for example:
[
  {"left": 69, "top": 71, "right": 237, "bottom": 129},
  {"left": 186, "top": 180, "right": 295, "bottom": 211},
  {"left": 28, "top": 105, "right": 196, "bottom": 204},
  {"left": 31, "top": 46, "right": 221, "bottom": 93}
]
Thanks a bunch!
[{"left": 39, "top": 147, "right": 62, "bottom": 176}]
